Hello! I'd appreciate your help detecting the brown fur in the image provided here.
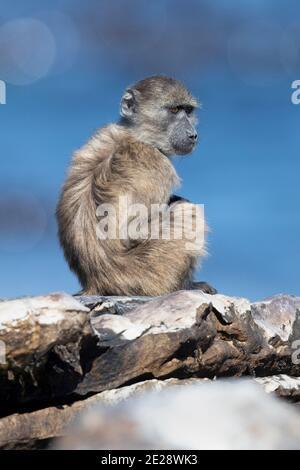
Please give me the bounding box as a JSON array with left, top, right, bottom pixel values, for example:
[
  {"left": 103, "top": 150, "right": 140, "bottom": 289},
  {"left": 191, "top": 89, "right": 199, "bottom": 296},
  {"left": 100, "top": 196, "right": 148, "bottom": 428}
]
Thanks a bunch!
[{"left": 56, "top": 77, "right": 207, "bottom": 296}]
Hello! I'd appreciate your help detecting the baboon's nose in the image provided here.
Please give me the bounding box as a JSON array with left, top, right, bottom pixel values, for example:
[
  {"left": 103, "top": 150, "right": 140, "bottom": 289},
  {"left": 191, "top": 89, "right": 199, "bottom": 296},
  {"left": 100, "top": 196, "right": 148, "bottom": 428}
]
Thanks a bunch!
[{"left": 187, "top": 130, "right": 198, "bottom": 142}]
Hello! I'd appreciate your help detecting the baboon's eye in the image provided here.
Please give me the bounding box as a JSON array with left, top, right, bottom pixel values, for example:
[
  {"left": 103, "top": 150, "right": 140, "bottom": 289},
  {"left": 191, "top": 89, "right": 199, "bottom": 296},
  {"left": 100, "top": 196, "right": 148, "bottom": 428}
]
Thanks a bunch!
[
  {"left": 169, "top": 106, "right": 180, "bottom": 114},
  {"left": 185, "top": 106, "right": 194, "bottom": 115}
]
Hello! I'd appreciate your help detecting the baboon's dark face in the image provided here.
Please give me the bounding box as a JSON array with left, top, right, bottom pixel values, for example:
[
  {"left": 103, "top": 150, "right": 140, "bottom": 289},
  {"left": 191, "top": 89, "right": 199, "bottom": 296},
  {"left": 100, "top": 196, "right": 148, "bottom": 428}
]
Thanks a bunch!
[
  {"left": 120, "top": 76, "right": 199, "bottom": 157},
  {"left": 157, "top": 103, "right": 198, "bottom": 156}
]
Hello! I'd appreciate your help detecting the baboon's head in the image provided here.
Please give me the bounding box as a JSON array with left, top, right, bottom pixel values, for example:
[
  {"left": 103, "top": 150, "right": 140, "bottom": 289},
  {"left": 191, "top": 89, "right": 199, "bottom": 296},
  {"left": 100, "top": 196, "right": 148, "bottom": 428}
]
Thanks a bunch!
[{"left": 120, "top": 76, "right": 199, "bottom": 156}]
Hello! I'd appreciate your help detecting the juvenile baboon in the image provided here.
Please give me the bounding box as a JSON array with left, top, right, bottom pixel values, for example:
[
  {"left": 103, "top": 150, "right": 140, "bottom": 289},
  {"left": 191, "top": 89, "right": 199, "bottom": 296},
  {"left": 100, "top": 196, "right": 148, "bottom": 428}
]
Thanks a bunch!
[{"left": 57, "top": 76, "right": 215, "bottom": 296}]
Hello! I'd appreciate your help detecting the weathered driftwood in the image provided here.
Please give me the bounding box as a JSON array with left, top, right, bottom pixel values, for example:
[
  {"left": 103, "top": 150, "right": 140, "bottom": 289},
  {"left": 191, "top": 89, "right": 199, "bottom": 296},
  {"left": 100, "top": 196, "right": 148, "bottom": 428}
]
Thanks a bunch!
[
  {"left": 2, "top": 374, "right": 300, "bottom": 450},
  {"left": 55, "top": 380, "right": 300, "bottom": 450},
  {"left": 76, "top": 291, "right": 300, "bottom": 395},
  {"left": 256, "top": 374, "right": 300, "bottom": 401},
  {"left": 0, "top": 293, "right": 91, "bottom": 416},
  {"left": 1, "top": 290, "right": 300, "bottom": 449},
  {"left": 1, "top": 290, "right": 300, "bottom": 418},
  {"left": 0, "top": 378, "right": 201, "bottom": 449}
]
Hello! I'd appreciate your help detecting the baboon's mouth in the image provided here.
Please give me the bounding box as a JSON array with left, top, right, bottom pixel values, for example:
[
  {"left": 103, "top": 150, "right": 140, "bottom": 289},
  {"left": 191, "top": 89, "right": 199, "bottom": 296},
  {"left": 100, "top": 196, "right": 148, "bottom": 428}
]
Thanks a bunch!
[{"left": 174, "top": 142, "right": 197, "bottom": 156}]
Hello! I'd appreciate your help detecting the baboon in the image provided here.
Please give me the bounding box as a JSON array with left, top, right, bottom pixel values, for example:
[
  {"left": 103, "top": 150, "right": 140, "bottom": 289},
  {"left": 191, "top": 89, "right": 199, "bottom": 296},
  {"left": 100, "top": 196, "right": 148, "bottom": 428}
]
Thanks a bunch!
[{"left": 56, "top": 76, "right": 216, "bottom": 296}]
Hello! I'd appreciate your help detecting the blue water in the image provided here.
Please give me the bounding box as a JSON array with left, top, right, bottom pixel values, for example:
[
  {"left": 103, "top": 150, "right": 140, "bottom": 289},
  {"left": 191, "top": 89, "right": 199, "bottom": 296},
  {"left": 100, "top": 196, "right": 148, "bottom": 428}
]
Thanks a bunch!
[{"left": 0, "top": 1, "right": 299, "bottom": 300}]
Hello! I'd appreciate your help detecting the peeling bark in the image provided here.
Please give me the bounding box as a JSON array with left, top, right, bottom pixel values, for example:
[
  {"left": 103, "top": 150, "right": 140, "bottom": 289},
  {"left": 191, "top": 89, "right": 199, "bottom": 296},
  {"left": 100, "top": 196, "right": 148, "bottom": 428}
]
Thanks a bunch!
[{"left": 0, "top": 290, "right": 300, "bottom": 448}]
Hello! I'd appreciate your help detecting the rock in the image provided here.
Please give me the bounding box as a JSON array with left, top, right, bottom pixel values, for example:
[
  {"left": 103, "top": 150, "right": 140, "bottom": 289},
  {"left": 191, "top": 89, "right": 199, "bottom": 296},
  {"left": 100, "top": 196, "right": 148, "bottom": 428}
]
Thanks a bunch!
[
  {"left": 0, "top": 378, "right": 202, "bottom": 449},
  {"left": 0, "top": 286, "right": 300, "bottom": 450},
  {"left": 2, "top": 374, "right": 300, "bottom": 449},
  {"left": 0, "top": 292, "right": 91, "bottom": 415},
  {"left": 256, "top": 374, "right": 300, "bottom": 400},
  {"left": 75, "top": 295, "right": 152, "bottom": 314},
  {"left": 1, "top": 290, "right": 300, "bottom": 416},
  {"left": 251, "top": 294, "right": 300, "bottom": 342},
  {"left": 0, "top": 292, "right": 90, "bottom": 366},
  {"left": 76, "top": 291, "right": 300, "bottom": 395},
  {"left": 55, "top": 380, "right": 300, "bottom": 450}
]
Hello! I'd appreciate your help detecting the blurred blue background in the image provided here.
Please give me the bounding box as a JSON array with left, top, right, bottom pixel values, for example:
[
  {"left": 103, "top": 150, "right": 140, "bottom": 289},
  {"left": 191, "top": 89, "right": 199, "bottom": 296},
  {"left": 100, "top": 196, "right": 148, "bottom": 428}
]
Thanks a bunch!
[{"left": 0, "top": 0, "right": 299, "bottom": 300}]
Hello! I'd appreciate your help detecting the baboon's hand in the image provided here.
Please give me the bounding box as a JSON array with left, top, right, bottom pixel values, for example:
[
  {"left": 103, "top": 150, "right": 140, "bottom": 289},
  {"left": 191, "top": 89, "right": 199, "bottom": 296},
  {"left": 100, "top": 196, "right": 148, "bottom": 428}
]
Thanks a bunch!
[
  {"left": 168, "top": 194, "right": 190, "bottom": 205},
  {"left": 192, "top": 281, "right": 218, "bottom": 295}
]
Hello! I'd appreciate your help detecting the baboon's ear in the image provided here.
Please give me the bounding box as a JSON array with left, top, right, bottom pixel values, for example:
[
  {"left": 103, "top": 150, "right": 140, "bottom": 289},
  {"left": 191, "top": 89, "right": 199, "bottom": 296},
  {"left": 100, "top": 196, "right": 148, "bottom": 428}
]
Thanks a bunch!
[{"left": 120, "top": 89, "right": 139, "bottom": 118}]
